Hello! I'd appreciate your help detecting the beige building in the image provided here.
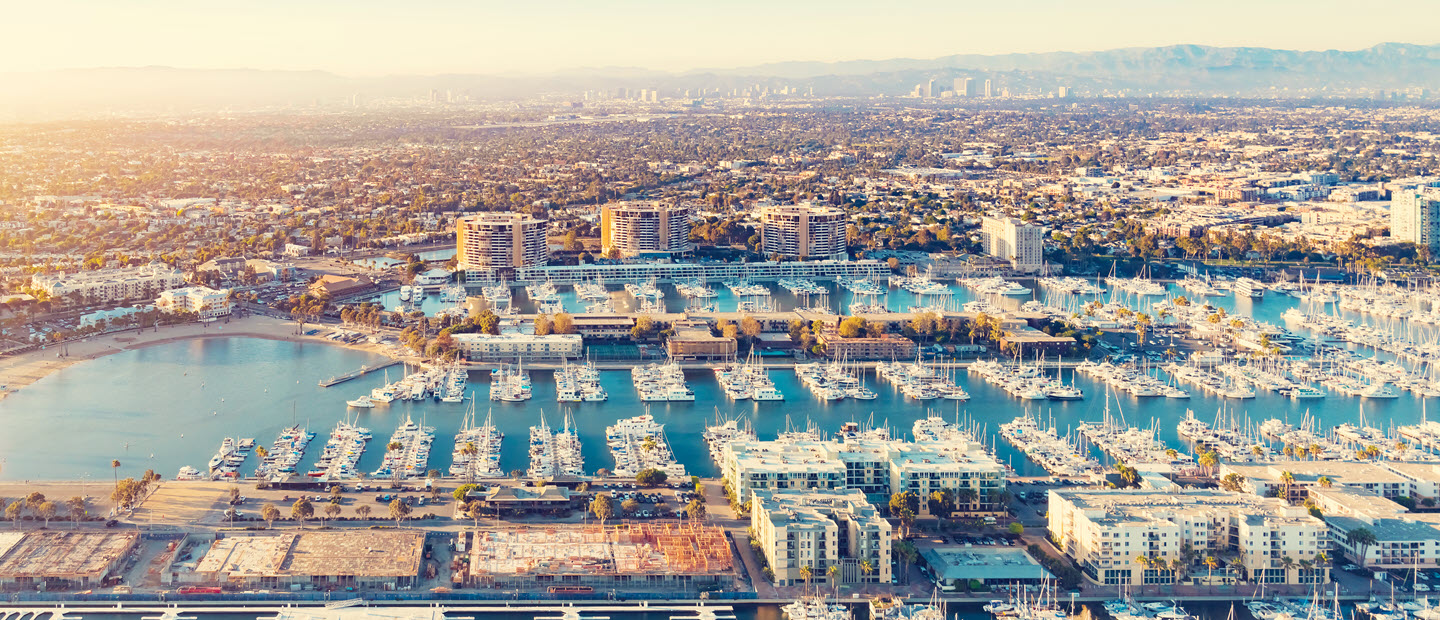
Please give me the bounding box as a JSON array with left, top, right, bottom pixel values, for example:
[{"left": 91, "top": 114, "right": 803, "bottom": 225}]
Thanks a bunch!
[
  {"left": 31, "top": 264, "right": 188, "bottom": 304},
  {"left": 156, "top": 285, "right": 232, "bottom": 319},
  {"left": 1047, "top": 489, "right": 1328, "bottom": 586},
  {"left": 750, "top": 488, "right": 891, "bottom": 587},
  {"left": 980, "top": 216, "right": 1044, "bottom": 273},
  {"left": 722, "top": 437, "right": 1006, "bottom": 516},
  {"left": 456, "top": 213, "right": 548, "bottom": 276},
  {"left": 451, "top": 332, "right": 583, "bottom": 361},
  {"left": 601, "top": 202, "right": 691, "bottom": 257},
  {"left": 758, "top": 205, "right": 848, "bottom": 261},
  {"left": 666, "top": 328, "right": 736, "bottom": 360}
]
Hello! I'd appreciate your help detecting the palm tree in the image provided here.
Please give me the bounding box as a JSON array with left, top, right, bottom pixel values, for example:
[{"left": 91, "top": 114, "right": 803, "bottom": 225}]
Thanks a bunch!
[
  {"left": 1280, "top": 471, "right": 1296, "bottom": 499},
  {"left": 1229, "top": 556, "right": 1246, "bottom": 583},
  {"left": 859, "top": 559, "right": 874, "bottom": 582},
  {"left": 1198, "top": 451, "right": 1219, "bottom": 476},
  {"left": 110, "top": 459, "right": 121, "bottom": 494},
  {"left": 827, "top": 565, "right": 841, "bottom": 599},
  {"left": 461, "top": 442, "right": 478, "bottom": 483},
  {"left": 1318, "top": 476, "right": 1333, "bottom": 488},
  {"left": 1204, "top": 555, "right": 1219, "bottom": 578},
  {"left": 1280, "top": 556, "right": 1296, "bottom": 577},
  {"left": 799, "top": 565, "right": 812, "bottom": 594}
]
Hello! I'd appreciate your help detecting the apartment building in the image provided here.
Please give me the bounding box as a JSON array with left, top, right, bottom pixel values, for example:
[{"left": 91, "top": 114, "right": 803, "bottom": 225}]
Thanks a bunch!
[
  {"left": 1391, "top": 187, "right": 1440, "bottom": 252},
  {"left": 815, "top": 329, "right": 917, "bottom": 361},
  {"left": 758, "top": 205, "right": 848, "bottom": 261},
  {"left": 155, "top": 286, "right": 233, "bottom": 319},
  {"left": 455, "top": 213, "right": 548, "bottom": 278},
  {"left": 722, "top": 437, "right": 1006, "bottom": 516},
  {"left": 750, "top": 488, "right": 891, "bottom": 587},
  {"left": 1047, "top": 489, "right": 1328, "bottom": 586},
  {"left": 601, "top": 202, "right": 692, "bottom": 257},
  {"left": 1219, "top": 461, "right": 1415, "bottom": 501},
  {"left": 980, "top": 217, "right": 1044, "bottom": 273},
  {"left": 1310, "top": 487, "right": 1440, "bottom": 570},
  {"left": 451, "top": 333, "right": 582, "bottom": 362},
  {"left": 31, "top": 265, "right": 188, "bottom": 304}
]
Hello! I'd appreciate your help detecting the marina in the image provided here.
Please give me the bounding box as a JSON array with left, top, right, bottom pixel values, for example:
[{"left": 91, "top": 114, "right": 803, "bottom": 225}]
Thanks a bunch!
[
  {"left": 527, "top": 410, "right": 586, "bottom": 479},
  {"left": 606, "top": 413, "right": 686, "bottom": 479}
]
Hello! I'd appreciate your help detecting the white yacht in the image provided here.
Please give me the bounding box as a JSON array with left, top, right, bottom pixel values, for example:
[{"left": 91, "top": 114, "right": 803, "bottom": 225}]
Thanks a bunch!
[{"left": 346, "top": 395, "right": 376, "bottom": 408}]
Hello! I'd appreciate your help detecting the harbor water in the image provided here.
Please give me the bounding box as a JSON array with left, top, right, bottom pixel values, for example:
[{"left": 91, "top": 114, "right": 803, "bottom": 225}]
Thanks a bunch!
[{"left": 0, "top": 280, "right": 1435, "bottom": 482}]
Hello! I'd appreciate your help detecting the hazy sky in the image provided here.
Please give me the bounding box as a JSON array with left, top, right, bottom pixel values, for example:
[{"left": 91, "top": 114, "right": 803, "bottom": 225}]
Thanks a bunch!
[{"left": 5, "top": 0, "right": 1437, "bottom": 75}]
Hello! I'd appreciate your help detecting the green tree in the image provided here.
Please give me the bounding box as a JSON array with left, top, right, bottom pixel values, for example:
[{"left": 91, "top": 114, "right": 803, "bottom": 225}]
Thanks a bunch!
[
  {"left": 260, "top": 502, "right": 281, "bottom": 528},
  {"left": 635, "top": 468, "right": 669, "bottom": 486},
  {"left": 590, "top": 492, "right": 615, "bottom": 526},
  {"left": 685, "top": 498, "right": 708, "bottom": 522},
  {"left": 389, "top": 498, "right": 412, "bottom": 526},
  {"left": 291, "top": 497, "right": 314, "bottom": 527}
]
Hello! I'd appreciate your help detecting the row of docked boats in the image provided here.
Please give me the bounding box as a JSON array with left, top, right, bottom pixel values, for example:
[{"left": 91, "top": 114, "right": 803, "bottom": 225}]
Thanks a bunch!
[
  {"left": 1076, "top": 360, "right": 1189, "bottom": 399},
  {"left": 778, "top": 278, "right": 827, "bottom": 295},
  {"left": 1000, "top": 414, "right": 1105, "bottom": 478},
  {"left": 527, "top": 410, "right": 585, "bottom": 479},
  {"left": 795, "top": 360, "right": 877, "bottom": 400},
  {"left": 675, "top": 279, "right": 717, "bottom": 298},
  {"left": 632, "top": 362, "right": 696, "bottom": 401},
  {"left": 450, "top": 402, "right": 503, "bottom": 479},
  {"left": 555, "top": 360, "right": 608, "bottom": 402},
  {"left": 371, "top": 415, "right": 436, "bottom": 479},
  {"left": 490, "top": 363, "right": 532, "bottom": 402},
  {"left": 254, "top": 425, "right": 317, "bottom": 480},
  {"left": 1037, "top": 275, "right": 1105, "bottom": 296},
  {"left": 724, "top": 279, "right": 770, "bottom": 297},
  {"left": 959, "top": 275, "right": 1032, "bottom": 297},
  {"left": 606, "top": 413, "right": 686, "bottom": 478},
  {"left": 969, "top": 359, "right": 1083, "bottom": 400},
  {"left": 715, "top": 357, "right": 785, "bottom": 400},
  {"left": 199, "top": 437, "right": 256, "bottom": 480},
  {"left": 353, "top": 364, "right": 466, "bottom": 408},
  {"left": 307, "top": 419, "right": 373, "bottom": 481},
  {"left": 876, "top": 360, "right": 969, "bottom": 400},
  {"left": 702, "top": 413, "right": 758, "bottom": 465},
  {"left": 892, "top": 273, "right": 952, "bottom": 296}
]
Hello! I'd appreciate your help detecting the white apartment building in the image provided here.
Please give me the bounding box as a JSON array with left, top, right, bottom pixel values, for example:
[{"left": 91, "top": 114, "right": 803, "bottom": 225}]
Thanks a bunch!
[
  {"left": 1391, "top": 187, "right": 1440, "bottom": 252},
  {"left": 155, "top": 286, "right": 233, "bottom": 319},
  {"left": 455, "top": 213, "right": 548, "bottom": 278},
  {"left": 451, "top": 332, "right": 581, "bottom": 361},
  {"left": 750, "top": 488, "right": 891, "bottom": 587},
  {"left": 980, "top": 217, "right": 1044, "bottom": 272},
  {"left": 758, "top": 205, "right": 848, "bottom": 261},
  {"left": 601, "top": 202, "right": 692, "bottom": 257},
  {"left": 31, "top": 265, "right": 188, "bottom": 304},
  {"left": 722, "top": 438, "right": 1006, "bottom": 516},
  {"left": 1310, "top": 487, "right": 1440, "bottom": 570},
  {"left": 1048, "top": 489, "right": 1328, "bottom": 586}
]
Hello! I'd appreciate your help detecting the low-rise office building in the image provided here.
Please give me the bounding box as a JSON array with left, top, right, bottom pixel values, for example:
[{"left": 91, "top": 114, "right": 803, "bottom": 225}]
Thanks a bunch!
[
  {"left": 452, "top": 332, "right": 583, "bottom": 361},
  {"left": 666, "top": 328, "right": 737, "bottom": 360},
  {"left": 815, "top": 329, "right": 917, "bottom": 361},
  {"left": 750, "top": 488, "right": 891, "bottom": 587},
  {"left": 922, "top": 547, "right": 1053, "bottom": 590},
  {"left": 1047, "top": 489, "right": 1327, "bottom": 586}
]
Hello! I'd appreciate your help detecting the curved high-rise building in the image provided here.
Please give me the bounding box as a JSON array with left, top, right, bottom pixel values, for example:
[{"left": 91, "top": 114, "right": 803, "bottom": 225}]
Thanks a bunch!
[
  {"left": 758, "top": 205, "right": 847, "bottom": 261},
  {"left": 456, "top": 213, "right": 548, "bottom": 276},
  {"left": 601, "top": 202, "right": 692, "bottom": 257}
]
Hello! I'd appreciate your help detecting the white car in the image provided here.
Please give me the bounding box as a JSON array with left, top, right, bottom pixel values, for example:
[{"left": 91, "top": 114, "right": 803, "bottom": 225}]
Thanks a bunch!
[{"left": 1416, "top": 583, "right": 1431, "bottom": 592}]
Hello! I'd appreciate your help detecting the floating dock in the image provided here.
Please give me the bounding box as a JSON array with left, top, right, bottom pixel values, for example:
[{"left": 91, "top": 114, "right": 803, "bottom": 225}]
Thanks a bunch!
[{"left": 318, "top": 360, "right": 403, "bottom": 387}]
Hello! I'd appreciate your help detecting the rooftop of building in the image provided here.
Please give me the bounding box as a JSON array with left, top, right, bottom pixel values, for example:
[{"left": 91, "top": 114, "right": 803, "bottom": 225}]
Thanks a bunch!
[
  {"left": 669, "top": 328, "right": 731, "bottom": 343},
  {"left": 1222, "top": 461, "right": 1410, "bottom": 485},
  {"left": 751, "top": 488, "right": 885, "bottom": 530},
  {"left": 1051, "top": 488, "right": 1318, "bottom": 527},
  {"left": 921, "top": 546, "right": 1054, "bottom": 582},
  {"left": 1307, "top": 486, "right": 1410, "bottom": 519},
  {"left": 0, "top": 531, "right": 138, "bottom": 579},
  {"left": 196, "top": 531, "right": 424, "bottom": 578}
]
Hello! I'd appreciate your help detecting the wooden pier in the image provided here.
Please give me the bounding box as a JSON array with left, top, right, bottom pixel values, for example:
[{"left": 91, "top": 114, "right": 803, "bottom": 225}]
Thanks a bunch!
[{"left": 318, "top": 359, "right": 403, "bottom": 387}]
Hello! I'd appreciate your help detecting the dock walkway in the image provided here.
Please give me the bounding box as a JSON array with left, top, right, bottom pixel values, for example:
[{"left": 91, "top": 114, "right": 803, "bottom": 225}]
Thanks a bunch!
[{"left": 318, "top": 359, "right": 403, "bottom": 387}]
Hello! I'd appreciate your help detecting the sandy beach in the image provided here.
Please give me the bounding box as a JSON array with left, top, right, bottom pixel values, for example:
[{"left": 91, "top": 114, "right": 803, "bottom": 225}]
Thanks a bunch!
[{"left": 0, "top": 315, "right": 401, "bottom": 400}]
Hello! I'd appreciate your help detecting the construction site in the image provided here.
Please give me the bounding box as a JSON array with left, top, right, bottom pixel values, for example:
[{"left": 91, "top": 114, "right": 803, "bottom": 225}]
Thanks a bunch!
[
  {"left": 0, "top": 531, "right": 139, "bottom": 591},
  {"left": 186, "top": 530, "right": 427, "bottom": 591},
  {"left": 459, "top": 522, "right": 737, "bottom": 592}
]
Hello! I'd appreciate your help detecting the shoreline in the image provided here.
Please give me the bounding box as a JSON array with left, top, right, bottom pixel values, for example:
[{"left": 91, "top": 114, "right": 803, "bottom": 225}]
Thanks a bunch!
[{"left": 0, "top": 315, "right": 400, "bottom": 401}]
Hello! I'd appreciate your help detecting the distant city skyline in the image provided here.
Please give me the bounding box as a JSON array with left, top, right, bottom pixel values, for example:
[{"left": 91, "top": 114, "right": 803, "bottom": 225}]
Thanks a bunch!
[{"left": 3, "top": 0, "right": 1438, "bottom": 76}]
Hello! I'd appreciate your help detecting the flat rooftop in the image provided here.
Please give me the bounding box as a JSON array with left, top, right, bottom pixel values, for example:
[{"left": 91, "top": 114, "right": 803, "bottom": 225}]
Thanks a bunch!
[
  {"left": 197, "top": 531, "right": 424, "bottom": 578},
  {"left": 921, "top": 547, "right": 1053, "bottom": 582},
  {"left": 0, "top": 531, "right": 138, "bottom": 579}
]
